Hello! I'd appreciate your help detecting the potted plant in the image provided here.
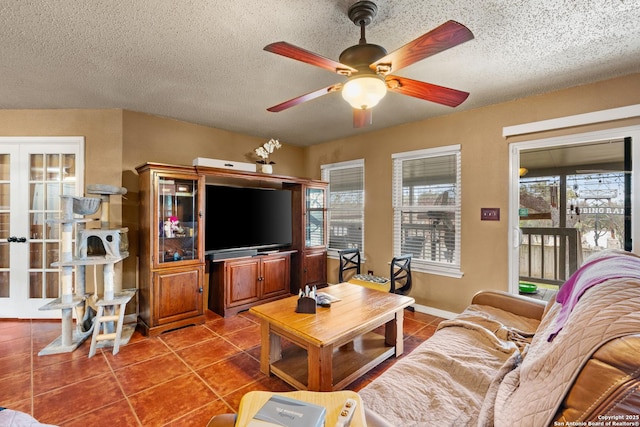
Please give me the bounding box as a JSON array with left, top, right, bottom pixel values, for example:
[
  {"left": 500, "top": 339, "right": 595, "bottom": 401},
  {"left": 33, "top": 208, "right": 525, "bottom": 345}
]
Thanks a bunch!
[{"left": 255, "top": 138, "right": 281, "bottom": 174}]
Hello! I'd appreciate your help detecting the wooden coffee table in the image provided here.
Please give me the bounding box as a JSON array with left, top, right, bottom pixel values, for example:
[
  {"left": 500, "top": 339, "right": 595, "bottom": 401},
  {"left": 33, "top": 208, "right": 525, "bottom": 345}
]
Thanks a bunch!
[{"left": 249, "top": 282, "right": 415, "bottom": 392}]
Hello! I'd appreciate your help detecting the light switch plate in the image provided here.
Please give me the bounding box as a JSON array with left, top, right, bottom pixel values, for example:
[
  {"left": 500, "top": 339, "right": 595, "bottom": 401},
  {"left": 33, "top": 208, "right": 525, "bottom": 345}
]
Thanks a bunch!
[{"left": 481, "top": 208, "right": 500, "bottom": 221}]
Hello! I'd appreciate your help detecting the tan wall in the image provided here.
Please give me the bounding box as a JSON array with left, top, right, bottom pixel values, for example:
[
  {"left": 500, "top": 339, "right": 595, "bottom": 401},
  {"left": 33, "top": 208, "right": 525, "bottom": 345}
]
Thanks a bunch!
[
  {"left": 0, "top": 108, "right": 307, "bottom": 296},
  {"left": 121, "top": 110, "right": 306, "bottom": 178},
  {"left": 120, "top": 110, "right": 307, "bottom": 289},
  {"left": 2, "top": 74, "right": 639, "bottom": 315},
  {"left": 0, "top": 109, "right": 124, "bottom": 294},
  {"left": 0, "top": 109, "right": 124, "bottom": 199},
  {"left": 304, "top": 73, "right": 640, "bottom": 314}
]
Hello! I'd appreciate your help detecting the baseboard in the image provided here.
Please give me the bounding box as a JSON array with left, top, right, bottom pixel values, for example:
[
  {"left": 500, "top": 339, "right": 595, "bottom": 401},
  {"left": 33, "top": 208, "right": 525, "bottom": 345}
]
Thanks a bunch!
[{"left": 411, "top": 303, "right": 457, "bottom": 320}]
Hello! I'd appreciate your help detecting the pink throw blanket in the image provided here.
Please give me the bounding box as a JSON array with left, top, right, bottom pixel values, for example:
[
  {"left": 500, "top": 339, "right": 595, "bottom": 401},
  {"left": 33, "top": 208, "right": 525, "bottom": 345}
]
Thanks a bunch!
[{"left": 548, "top": 251, "right": 640, "bottom": 342}]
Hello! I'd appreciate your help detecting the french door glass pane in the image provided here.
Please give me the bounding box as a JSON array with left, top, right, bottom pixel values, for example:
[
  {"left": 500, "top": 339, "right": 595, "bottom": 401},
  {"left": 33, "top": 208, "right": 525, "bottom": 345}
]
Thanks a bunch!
[
  {"left": 46, "top": 243, "right": 59, "bottom": 267},
  {"left": 30, "top": 242, "right": 43, "bottom": 269},
  {"left": 46, "top": 154, "right": 60, "bottom": 181},
  {"left": 0, "top": 271, "right": 8, "bottom": 297},
  {"left": 0, "top": 184, "right": 8, "bottom": 209},
  {"left": 63, "top": 154, "right": 76, "bottom": 181},
  {"left": 30, "top": 154, "right": 43, "bottom": 180},
  {"left": 29, "top": 272, "right": 43, "bottom": 298},
  {"left": 46, "top": 272, "right": 59, "bottom": 297},
  {"left": 0, "top": 154, "right": 8, "bottom": 298},
  {"left": 0, "top": 154, "right": 9, "bottom": 179},
  {"left": 46, "top": 183, "right": 60, "bottom": 210},
  {"left": 0, "top": 213, "right": 8, "bottom": 240},
  {"left": 46, "top": 213, "right": 59, "bottom": 239},
  {"left": 0, "top": 243, "right": 8, "bottom": 268},
  {"left": 27, "top": 152, "right": 72, "bottom": 300}
]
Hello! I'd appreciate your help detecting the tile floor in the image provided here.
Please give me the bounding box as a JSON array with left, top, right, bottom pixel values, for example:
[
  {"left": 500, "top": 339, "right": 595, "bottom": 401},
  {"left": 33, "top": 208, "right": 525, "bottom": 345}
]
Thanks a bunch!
[{"left": 0, "top": 309, "right": 443, "bottom": 426}]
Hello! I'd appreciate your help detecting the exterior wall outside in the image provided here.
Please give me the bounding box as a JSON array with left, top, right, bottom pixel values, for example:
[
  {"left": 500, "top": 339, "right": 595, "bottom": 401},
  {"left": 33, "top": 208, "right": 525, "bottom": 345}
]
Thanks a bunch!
[{"left": 305, "top": 73, "right": 640, "bottom": 313}]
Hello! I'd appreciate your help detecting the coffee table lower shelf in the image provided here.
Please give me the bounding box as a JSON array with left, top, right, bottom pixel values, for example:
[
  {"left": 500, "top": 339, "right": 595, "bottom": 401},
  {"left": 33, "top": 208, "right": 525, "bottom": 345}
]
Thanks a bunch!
[{"left": 270, "top": 331, "right": 395, "bottom": 391}]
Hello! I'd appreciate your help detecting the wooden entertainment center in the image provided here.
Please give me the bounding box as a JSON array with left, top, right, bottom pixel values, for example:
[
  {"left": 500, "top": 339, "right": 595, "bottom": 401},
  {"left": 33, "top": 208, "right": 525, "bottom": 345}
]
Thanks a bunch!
[{"left": 136, "top": 162, "right": 328, "bottom": 333}]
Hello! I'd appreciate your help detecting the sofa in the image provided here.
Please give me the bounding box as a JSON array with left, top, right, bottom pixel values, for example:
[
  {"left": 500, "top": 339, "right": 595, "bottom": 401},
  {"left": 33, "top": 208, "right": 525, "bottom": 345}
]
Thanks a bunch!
[
  {"left": 359, "top": 249, "right": 640, "bottom": 426},
  {"left": 209, "top": 249, "right": 640, "bottom": 426}
]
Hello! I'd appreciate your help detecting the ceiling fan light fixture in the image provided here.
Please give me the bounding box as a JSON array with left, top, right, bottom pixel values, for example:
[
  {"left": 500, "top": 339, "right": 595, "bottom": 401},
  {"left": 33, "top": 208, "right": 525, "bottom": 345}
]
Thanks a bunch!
[{"left": 341, "top": 74, "right": 387, "bottom": 109}]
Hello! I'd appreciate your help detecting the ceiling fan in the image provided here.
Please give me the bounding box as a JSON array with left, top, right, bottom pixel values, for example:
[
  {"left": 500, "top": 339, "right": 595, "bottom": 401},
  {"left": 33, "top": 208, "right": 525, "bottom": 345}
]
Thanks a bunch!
[{"left": 264, "top": 1, "right": 474, "bottom": 128}]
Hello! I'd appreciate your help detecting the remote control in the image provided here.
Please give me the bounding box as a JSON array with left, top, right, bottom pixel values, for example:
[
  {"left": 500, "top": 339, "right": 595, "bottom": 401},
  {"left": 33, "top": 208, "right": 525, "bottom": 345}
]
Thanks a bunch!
[{"left": 334, "top": 398, "right": 357, "bottom": 427}]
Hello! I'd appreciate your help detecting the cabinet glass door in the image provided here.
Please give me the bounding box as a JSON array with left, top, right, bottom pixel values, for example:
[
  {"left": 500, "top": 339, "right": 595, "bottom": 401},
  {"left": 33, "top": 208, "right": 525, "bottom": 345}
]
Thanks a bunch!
[
  {"left": 157, "top": 177, "right": 198, "bottom": 264},
  {"left": 305, "top": 187, "right": 325, "bottom": 248}
]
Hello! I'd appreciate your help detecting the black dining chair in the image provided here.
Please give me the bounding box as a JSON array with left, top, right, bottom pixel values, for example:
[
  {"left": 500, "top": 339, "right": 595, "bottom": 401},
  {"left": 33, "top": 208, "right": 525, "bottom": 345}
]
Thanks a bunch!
[
  {"left": 338, "top": 248, "right": 361, "bottom": 282},
  {"left": 390, "top": 254, "right": 414, "bottom": 310}
]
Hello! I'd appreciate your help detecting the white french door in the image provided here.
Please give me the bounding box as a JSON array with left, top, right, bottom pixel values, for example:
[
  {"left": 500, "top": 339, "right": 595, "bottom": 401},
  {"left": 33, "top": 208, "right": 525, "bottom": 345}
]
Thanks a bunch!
[{"left": 0, "top": 137, "right": 84, "bottom": 318}]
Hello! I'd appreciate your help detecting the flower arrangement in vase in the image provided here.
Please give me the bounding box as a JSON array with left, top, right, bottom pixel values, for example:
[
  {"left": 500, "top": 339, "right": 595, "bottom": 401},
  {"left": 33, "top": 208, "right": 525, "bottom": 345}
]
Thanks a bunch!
[{"left": 255, "top": 138, "right": 281, "bottom": 174}]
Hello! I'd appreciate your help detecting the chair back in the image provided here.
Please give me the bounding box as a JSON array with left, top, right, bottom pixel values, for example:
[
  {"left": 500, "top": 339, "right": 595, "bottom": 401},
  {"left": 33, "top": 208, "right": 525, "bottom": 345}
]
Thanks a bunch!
[
  {"left": 338, "top": 248, "right": 361, "bottom": 282},
  {"left": 390, "top": 254, "right": 412, "bottom": 295}
]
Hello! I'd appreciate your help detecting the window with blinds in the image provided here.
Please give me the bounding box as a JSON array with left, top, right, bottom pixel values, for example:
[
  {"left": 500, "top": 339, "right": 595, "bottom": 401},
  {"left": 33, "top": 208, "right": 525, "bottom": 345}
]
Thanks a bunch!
[
  {"left": 321, "top": 160, "right": 364, "bottom": 256},
  {"left": 392, "top": 145, "right": 462, "bottom": 277}
]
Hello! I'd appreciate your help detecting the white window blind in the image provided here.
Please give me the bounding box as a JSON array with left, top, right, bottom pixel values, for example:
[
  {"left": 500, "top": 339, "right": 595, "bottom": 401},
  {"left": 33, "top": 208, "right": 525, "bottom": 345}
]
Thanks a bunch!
[
  {"left": 321, "top": 160, "right": 364, "bottom": 255},
  {"left": 392, "top": 145, "right": 462, "bottom": 277}
]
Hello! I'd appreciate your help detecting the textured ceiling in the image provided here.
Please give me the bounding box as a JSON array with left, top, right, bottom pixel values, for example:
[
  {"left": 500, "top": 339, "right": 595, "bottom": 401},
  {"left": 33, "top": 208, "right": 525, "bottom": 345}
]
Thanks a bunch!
[{"left": 1, "top": 1, "right": 639, "bottom": 146}]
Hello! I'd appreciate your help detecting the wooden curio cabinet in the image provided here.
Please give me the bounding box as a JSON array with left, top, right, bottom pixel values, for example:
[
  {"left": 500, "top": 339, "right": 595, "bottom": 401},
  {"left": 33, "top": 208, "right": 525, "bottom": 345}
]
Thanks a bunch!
[
  {"left": 136, "top": 163, "right": 205, "bottom": 336},
  {"left": 287, "top": 182, "right": 328, "bottom": 292}
]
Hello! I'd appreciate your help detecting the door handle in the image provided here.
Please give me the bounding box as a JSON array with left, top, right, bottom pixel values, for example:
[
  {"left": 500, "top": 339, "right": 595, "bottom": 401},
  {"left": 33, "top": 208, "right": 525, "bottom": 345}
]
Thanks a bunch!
[
  {"left": 7, "top": 236, "right": 28, "bottom": 243},
  {"left": 513, "top": 228, "right": 523, "bottom": 248}
]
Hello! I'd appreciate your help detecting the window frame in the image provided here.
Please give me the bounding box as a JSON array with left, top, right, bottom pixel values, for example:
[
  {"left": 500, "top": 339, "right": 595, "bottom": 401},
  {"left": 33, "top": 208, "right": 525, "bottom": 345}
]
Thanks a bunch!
[
  {"left": 321, "top": 159, "right": 365, "bottom": 259},
  {"left": 392, "top": 145, "right": 463, "bottom": 278}
]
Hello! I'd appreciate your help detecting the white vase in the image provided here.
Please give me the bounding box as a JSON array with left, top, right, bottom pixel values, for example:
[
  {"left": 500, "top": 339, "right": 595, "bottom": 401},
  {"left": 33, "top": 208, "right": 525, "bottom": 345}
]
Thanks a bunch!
[{"left": 261, "top": 164, "right": 273, "bottom": 174}]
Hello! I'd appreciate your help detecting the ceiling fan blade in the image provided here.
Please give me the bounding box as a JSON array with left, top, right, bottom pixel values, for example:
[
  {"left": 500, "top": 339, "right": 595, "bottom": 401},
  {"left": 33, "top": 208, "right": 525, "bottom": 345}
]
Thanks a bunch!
[
  {"left": 387, "top": 76, "right": 469, "bottom": 107},
  {"left": 265, "top": 42, "right": 357, "bottom": 74},
  {"left": 371, "top": 20, "right": 473, "bottom": 74},
  {"left": 267, "top": 84, "right": 341, "bottom": 112},
  {"left": 353, "top": 108, "right": 373, "bottom": 128}
]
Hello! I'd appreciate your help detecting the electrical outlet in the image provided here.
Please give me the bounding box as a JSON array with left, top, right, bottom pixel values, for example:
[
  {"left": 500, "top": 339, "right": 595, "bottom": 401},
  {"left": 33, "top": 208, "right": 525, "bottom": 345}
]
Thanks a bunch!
[
  {"left": 367, "top": 270, "right": 374, "bottom": 275},
  {"left": 481, "top": 208, "right": 500, "bottom": 221}
]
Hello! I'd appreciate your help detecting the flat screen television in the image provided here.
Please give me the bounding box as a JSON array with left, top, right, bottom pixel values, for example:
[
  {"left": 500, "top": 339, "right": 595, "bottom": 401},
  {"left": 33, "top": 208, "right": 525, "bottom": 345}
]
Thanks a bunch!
[{"left": 205, "top": 185, "right": 292, "bottom": 255}]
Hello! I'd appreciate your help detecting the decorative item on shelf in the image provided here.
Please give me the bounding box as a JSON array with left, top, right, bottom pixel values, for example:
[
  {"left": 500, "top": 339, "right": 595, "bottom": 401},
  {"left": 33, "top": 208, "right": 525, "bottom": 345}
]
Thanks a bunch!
[
  {"left": 255, "top": 138, "right": 281, "bottom": 174},
  {"left": 163, "top": 215, "right": 183, "bottom": 238}
]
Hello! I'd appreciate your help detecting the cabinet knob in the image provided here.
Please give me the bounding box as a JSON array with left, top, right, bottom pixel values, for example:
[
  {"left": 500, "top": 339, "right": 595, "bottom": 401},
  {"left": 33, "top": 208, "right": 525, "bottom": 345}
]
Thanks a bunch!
[{"left": 198, "top": 287, "right": 203, "bottom": 293}]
